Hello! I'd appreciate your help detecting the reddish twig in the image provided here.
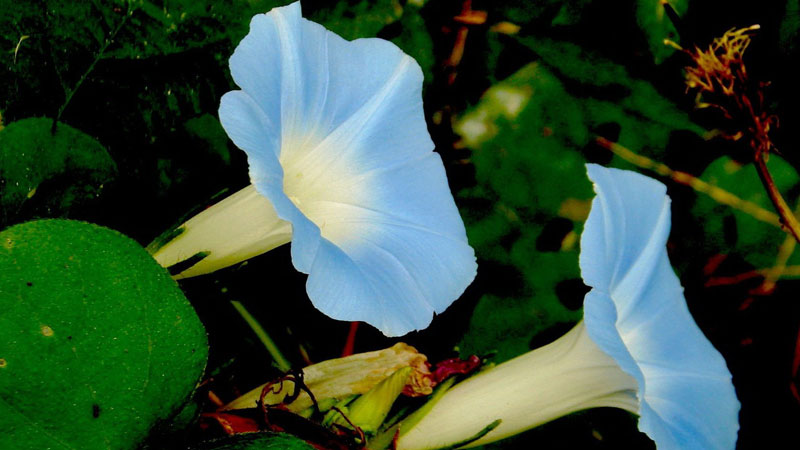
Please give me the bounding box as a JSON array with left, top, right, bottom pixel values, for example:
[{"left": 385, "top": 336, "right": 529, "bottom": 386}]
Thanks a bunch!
[
  {"left": 754, "top": 152, "right": 800, "bottom": 243},
  {"left": 791, "top": 326, "right": 800, "bottom": 404},
  {"left": 342, "top": 322, "right": 359, "bottom": 357},
  {"left": 678, "top": 25, "right": 800, "bottom": 244}
]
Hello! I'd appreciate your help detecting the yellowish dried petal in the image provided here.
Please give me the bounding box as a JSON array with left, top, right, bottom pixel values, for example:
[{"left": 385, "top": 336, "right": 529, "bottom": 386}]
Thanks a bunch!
[{"left": 222, "top": 343, "right": 430, "bottom": 413}]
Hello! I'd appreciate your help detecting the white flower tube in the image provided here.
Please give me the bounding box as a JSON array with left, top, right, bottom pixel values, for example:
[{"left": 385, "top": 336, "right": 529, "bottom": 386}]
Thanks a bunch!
[
  {"left": 397, "top": 322, "right": 638, "bottom": 449},
  {"left": 151, "top": 185, "right": 291, "bottom": 279}
]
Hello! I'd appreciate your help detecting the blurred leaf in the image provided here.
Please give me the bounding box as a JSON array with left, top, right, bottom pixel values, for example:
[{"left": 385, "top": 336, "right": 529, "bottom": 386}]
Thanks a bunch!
[
  {"left": 309, "top": 0, "right": 402, "bottom": 41},
  {"left": 389, "top": 3, "right": 434, "bottom": 84},
  {"left": 0, "top": 219, "right": 208, "bottom": 449},
  {"left": 692, "top": 155, "right": 800, "bottom": 268},
  {"left": 495, "top": 0, "right": 591, "bottom": 27},
  {"left": 0, "top": 118, "right": 116, "bottom": 225},
  {"left": 636, "top": 0, "right": 687, "bottom": 63},
  {"left": 456, "top": 47, "right": 700, "bottom": 361},
  {"left": 780, "top": 0, "right": 800, "bottom": 54},
  {"left": 192, "top": 432, "right": 315, "bottom": 450},
  {"left": 456, "top": 63, "right": 589, "bottom": 362},
  {"left": 515, "top": 36, "right": 703, "bottom": 155},
  {"left": 551, "top": 0, "right": 593, "bottom": 26},
  {"left": 307, "top": 0, "right": 434, "bottom": 82},
  {"left": 184, "top": 114, "right": 232, "bottom": 165}
]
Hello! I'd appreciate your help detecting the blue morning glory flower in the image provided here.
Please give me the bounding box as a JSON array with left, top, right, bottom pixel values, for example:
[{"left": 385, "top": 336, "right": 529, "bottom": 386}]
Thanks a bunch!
[
  {"left": 580, "top": 163, "right": 739, "bottom": 449},
  {"left": 152, "top": 1, "right": 476, "bottom": 337},
  {"left": 397, "top": 164, "right": 739, "bottom": 449}
]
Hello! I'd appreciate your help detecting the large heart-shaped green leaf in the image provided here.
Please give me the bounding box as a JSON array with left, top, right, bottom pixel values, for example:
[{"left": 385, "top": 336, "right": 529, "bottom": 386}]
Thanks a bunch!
[{"left": 0, "top": 219, "right": 208, "bottom": 449}]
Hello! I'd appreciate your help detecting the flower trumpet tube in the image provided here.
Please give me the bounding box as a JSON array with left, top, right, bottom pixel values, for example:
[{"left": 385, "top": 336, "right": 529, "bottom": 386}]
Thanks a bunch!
[
  {"left": 397, "top": 322, "right": 637, "bottom": 449},
  {"left": 397, "top": 165, "right": 740, "bottom": 450},
  {"left": 151, "top": 1, "right": 477, "bottom": 337},
  {"left": 150, "top": 185, "right": 292, "bottom": 279}
]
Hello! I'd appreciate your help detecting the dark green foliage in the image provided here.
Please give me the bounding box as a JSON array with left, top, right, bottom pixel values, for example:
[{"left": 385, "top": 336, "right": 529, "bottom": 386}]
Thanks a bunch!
[
  {"left": 192, "top": 432, "right": 315, "bottom": 449},
  {"left": 309, "top": 0, "right": 401, "bottom": 41},
  {"left": 693, "top": 155, "right": 800, "bottom": 268},
  {"left": 779, "top": 0, "right": 800, "bottom": 54},
  {"left": 636, "top": 0, "right": 687, "bottom": 63},
  {"left": 0, "top": 219, "right": 208, "bottom": 449},
  {"left": 515, "top": 36, "right": 704, "bottom": 157},
  {"left": 455, "top": 63, "right": 589, "bottom": 361},
  {"left": 0, "top": 118, "right": 116, "bottom": 226},
  {"left": 388, "top": 3, "right": 435, "bottom": 84},
  {"left": 184, "top": 114, "right": 232, "bottom": 165},
  {"left": 456, "top": 42, "right": 702, "bottom": 361}
]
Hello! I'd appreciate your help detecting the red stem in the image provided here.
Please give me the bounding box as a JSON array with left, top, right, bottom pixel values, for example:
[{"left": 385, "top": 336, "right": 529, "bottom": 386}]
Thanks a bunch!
[{"left": 341, "top": 322, "right": 359, "bottom": 357}]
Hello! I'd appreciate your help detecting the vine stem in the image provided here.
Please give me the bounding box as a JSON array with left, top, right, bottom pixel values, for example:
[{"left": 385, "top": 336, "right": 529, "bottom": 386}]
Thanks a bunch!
[
  {"left": 230, "top": 300, "right": 292, "bottom": 372},
  {"left": 52, "top": 5, "right": 132, "bottom": 133},
  {"left": 341, "top": 322, "right": 359, "bottom": 357},
  {"left": 594, "top": 137, "right": 782, "bottom": 228},
  {"left": 754, "top": 150, "right": 800, "bottom": 244}
]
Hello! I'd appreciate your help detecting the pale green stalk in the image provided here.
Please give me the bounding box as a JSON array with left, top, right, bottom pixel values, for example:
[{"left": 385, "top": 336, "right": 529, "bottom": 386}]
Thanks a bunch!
[{"left": 230, "top": 300, "right": 291, "bottom": 372}]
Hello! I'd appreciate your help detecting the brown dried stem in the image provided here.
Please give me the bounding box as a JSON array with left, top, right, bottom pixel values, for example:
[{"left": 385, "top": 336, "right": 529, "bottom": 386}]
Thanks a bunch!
[
  {"left": 754, "top": 151, "right": 800, "bottom": 243},
  {"left": 681, "top": 25, "right": 800, "bottom": 243}
]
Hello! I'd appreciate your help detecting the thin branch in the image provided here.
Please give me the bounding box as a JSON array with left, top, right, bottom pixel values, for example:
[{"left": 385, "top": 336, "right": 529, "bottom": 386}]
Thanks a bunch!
[
  {"left": 595, "top": 137, "right": 782, "bottom": 228},
  {"left": 754, "top": 151, "right": 800, "bottom": 243},
  {"left": 705, "top": 265, "right": 800, "bottom": 288},
  {"left": 52, "top": 5, "right": 133, "bottom": 132},
  {"left": 341, "top": 321, "right": 359, "bottom": 357},
  {"left": 231, "top": 300, "right": 292, "bottom": 372},
  {"left": 757, "top": 202, "right": 800, "bottom": 294}
]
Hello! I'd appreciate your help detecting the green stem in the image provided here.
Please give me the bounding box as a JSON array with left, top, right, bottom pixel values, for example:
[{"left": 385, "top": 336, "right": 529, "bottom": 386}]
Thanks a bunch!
[
  {"left": 230, "top": 300, "right": 291, "bottom": 372},
  {"left": 53, "top": 4, "right": 133, "bottom": 132}
]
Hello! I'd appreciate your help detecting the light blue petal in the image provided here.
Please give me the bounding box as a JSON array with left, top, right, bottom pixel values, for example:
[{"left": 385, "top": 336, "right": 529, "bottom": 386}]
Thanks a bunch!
[
  {"left": 219, "top": 1, "right": 476, "bottom": 336},
  {"left": 580, "top": 164, "right": 740, "bottom": 450},
  {"left": 304, "top": 155, "right": 476, "bottom": 336},
  {"left": 220, "top": 90, "right": 324, "bottom": 271},
  {"left": 218, "top": 91, "right": 281, "bottom": 182},
  {"left": 228, "top": 2, "right": 431, "bottom": 169}
]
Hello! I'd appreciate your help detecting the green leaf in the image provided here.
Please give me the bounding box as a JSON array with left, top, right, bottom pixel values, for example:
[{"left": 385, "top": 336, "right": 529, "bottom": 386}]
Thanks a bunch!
[
  {"left": 192, "top": 432, "right": 315, "bottom": 450},
  {"left": 0, "top": 118, "right": 116, "bottom": 225},
  {"left": 0, "top": 219, "right": 208, "bottom": 450},
  {"left": 184, "top": 114, "right": 232, "bottom": 165},
  {"left": 514, "top": 36, "right": 704, "bottom": 154},
  {"left": 636, "top": 0, "right": 687, "bottom": 63},
  {"left": 550, "top": 0, "right": 593, "bottom": 26},
  {"left": 692, "top": 156, "right": 800, "bottom": 268},
  {"left": 780, "top": 0, "right": 800, "bottom": 54}
]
